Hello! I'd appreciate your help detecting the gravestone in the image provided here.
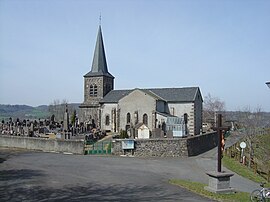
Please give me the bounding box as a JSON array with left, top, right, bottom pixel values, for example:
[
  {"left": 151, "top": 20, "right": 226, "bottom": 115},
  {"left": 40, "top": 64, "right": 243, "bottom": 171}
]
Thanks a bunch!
[
  {"left": 29, "top": 123, "right": 34, "bottom": 137},
  {"left": 63, "top": 105, "right": 69, "bottom": 132}
]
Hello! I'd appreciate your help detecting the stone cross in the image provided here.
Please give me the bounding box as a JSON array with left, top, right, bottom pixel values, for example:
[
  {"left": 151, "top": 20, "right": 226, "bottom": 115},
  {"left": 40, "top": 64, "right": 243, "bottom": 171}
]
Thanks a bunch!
[{"left": 63, "top": 104, "right": 69, "bottom": 132}]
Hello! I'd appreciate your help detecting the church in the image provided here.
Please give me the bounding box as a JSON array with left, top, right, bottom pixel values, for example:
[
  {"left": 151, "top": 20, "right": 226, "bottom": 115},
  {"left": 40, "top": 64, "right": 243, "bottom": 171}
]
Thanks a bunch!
[{"left": 79, "top": 25, "right": 203, "bottom": 137}]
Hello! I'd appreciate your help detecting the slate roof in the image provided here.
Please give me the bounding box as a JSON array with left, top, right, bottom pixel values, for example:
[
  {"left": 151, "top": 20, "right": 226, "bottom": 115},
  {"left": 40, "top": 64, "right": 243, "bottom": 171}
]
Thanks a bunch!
[
  {"left": 149, "top": 87, "right": 200, "bottom": 102},
  {"left": 101, "top": 89, "right": 133, "bottom": 103},
  {"left": 84, "top": 25, "right": 114, "bottom": 78},
  {"left": 101, "top": 87, "right": 200, "bottom": 103}
]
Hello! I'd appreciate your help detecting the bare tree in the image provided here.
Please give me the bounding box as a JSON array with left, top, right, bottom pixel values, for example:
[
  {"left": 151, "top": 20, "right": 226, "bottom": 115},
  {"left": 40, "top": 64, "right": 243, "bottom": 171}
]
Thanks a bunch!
[
  {"left": 70, "top": 110, "right": 77, "bottom": 127},
  {"left": 203, "top": 93, "right": 225, "bottom": 126},
  {"left": 48, "top": 99, "right": 73, "bottom": 122},
  {"left": 237, "top": 106, "right": 263, "bottom": 168}
]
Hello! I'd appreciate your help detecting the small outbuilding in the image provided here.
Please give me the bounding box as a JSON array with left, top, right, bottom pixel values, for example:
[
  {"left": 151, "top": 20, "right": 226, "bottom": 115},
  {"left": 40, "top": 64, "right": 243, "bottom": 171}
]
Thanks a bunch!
[{"left": 135, "top": 123, "right": 150, "bottom": 139}]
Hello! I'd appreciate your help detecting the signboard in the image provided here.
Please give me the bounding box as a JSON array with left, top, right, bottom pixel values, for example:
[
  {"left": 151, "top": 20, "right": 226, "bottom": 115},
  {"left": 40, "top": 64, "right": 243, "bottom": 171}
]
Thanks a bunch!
[
  {"left": 240, "top": 142, "right": 246, "bottom": 149},
  {"left": 122, "top": 139, "right": 134, "bottom": 150}
]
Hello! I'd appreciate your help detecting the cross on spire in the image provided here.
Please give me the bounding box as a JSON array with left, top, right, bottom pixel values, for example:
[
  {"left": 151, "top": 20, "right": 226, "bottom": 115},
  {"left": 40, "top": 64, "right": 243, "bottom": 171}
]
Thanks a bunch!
[{"left": 99, "top": 13, "right": 102, "bottom": 25}]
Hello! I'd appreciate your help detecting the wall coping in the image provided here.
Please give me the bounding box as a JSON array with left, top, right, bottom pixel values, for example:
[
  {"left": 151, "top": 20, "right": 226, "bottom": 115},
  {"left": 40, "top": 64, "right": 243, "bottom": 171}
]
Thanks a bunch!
[{"left": 0, "top": 135, "right": 84, "bottom": 142}]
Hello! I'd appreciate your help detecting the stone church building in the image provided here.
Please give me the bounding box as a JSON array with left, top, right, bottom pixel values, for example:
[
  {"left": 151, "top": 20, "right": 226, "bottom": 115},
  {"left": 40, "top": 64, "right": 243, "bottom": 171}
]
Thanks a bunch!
[{"left": 79, "top": 25, "right": 203, "bottom": 136}]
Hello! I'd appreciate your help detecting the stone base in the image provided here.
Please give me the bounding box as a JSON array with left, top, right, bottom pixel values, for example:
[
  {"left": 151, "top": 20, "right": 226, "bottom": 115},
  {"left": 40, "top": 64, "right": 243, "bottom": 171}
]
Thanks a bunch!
[{"left": 204, "top": 171, "right": 235, "bottom": 194}]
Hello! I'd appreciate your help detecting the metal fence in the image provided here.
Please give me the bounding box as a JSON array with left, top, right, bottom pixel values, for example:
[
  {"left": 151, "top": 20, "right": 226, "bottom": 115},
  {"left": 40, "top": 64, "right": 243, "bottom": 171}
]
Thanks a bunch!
[
  {"left": 84, "top": 140, "right": 112, "bottom": 155},
  {"left": 225, "top": 140, "right": 270, "bottom": 182}
]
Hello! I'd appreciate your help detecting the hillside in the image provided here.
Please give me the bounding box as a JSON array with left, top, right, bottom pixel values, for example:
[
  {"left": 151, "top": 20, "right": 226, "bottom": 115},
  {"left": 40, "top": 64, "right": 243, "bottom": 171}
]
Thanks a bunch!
[
  {"left": 0, "top": 104, "right": 80, "bottom": 121},
  {"left": 0, "top": 104, "right": 50, "bottom": 120}
]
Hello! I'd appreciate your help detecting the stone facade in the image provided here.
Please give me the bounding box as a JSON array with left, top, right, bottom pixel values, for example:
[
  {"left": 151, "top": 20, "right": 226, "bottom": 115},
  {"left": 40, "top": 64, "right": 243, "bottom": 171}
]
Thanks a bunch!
[
  {"left": 80, "top": 25, "right": 203, "bottom": 135},
  {"left": 80, "top": 76, "right": 113, "bottom": 125},
  {"left": 118, "top": 89, "right": 156, "bottom": 130},
  {"left": 112, "top": 132, "right": 217, "bottom": 157},
  {"left": 83, "top": 76, "right": 114, "bottom": 104},
  {"left": 100, "top": 88, "right": 203, "bottom": 136}
]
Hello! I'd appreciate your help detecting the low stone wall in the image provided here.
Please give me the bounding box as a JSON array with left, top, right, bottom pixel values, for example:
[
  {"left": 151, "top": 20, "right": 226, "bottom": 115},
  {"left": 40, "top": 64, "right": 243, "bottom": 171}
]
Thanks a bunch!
[
  {"left": 112, "top": 132, "right": 217, "bottom": 157},
  {"left": 187, "top": 131, "right": 218, "bottom": 156},
  {"left": 112, "top": 138, "right": 188, "bottom": 157},
  {"left": 0, "top": 135, "right": 85, "bottom": 154},
  {"left": 0, "top": 132, "right": 218, "bottom": 157}
]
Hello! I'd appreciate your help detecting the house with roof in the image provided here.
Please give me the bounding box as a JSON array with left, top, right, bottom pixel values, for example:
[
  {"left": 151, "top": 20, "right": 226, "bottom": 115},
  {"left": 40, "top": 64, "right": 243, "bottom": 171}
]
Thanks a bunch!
[{"left": 79, "top": 25, "right": 203, "bottom": 136}]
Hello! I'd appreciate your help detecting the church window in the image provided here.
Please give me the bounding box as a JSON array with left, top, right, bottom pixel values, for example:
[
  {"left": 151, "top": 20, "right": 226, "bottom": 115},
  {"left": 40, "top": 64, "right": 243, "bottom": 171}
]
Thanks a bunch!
[
  {"left": 184, "top": 113, "right": 188, "bottom": 124},
  {"left": 143, "top": 113, "right": 148, "bottom": 126},
  {"left": 105, "top": 115, "right": 110, "bottom": 126},
  {"left": 90, "top": 84, "right": 98, "bottom": 97},
  {"left": 93, "top": 84, "right": 98, "bottom": 96},
  {"left": 127, "top": 113, "right": 131, "bottom": 124},
  {"left": 134, "top": 111, "right": 138, "bottom": 125},
  {"left": 90, "top": 85, "right": 94, "bottom": 96},
  {"left": 170, "top": 107, "right": 175, "bottom": 116}
]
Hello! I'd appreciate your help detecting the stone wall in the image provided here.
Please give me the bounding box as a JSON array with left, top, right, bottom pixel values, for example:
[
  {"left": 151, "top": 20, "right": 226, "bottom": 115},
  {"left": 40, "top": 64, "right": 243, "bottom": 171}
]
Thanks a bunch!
[
  {"left": 112, "top": 131, "right": 217, "bottom": 157},
  {"left": 187, "top": 131, "right": 218, "bottom": 156},
  {"left": 0, "top": 132, "right": 217, "bottom": 157},
  {"left": 0, "top": 135, "right": 85, "bottom": 154}
]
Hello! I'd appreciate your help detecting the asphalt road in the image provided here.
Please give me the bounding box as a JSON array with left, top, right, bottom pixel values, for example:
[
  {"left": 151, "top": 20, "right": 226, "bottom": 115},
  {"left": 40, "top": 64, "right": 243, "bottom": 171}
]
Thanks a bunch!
[
  {"left": 0, "top": 147, "right": 216, "bottom": 202},
  {"left": 0, "top": 145, "right": 259, "bottom": 202}
]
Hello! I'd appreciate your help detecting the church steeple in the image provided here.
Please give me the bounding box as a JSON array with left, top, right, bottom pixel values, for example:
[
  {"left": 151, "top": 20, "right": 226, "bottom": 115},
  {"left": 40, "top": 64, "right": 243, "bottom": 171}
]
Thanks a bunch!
[
  {"left": 84, "top": 25, "right": 114, "bottom": 78},
  {"left": 80, "top": 23, "right": 115, "bottom": 126}
]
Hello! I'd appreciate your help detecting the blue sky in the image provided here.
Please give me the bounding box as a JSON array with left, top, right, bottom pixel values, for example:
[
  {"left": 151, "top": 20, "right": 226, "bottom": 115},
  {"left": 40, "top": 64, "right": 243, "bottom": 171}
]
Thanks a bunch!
[{"left": 0, "top": 0, "right": 270, "bottom": 111}]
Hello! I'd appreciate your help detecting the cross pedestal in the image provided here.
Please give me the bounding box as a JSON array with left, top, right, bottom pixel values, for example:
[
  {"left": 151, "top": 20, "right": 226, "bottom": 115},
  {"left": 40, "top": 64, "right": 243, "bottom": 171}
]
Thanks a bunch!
[
  {"left": 205, "top": 171, "right": 235, "bottom": 193},
  {"left": 205, "top": 114, "right": 235, "bottom": 194}
]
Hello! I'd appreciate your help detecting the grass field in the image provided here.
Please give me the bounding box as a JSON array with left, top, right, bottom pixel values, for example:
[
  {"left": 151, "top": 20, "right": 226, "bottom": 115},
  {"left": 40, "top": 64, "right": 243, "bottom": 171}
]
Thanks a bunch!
[
  {"left": 169, "top": 133, "right": 270, "bottom": 202},
  {"left": 169, "top": 179, "right": 250, "bottom": 202}
]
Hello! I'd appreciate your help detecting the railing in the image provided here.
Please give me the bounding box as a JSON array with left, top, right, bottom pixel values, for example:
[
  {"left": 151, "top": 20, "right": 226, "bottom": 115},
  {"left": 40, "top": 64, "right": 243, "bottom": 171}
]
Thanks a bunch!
[
  {"left": 225, "top": 140, "right": 270, "bottom": 182},
  {"left": 84, "top": 140, "right": 112, "bottom": 155}
]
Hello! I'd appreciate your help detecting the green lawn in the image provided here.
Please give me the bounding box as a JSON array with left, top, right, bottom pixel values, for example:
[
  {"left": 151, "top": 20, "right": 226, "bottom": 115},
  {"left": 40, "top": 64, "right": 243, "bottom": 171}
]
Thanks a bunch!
[
  {"left": 222, "top": 156, "right": 270, "bottom": 187},
  {"left": 169, "top": 153, "right": 270, "bottom": 201},
  {"left": 169, "top": 179, "right": 250, "bottom": 202}
]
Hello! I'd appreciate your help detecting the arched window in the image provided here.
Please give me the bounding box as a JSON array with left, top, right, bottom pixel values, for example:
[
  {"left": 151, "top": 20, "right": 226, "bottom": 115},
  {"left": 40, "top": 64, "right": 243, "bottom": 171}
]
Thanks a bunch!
[
  {"left": 90, "top": 85, "right": 94, "bottom": 96},
  {"left": 134, "top": 111, "right": 138, "bottom": 125},
  {"left": 127, "top": 113, "right": 131, "bottom": 124},
  {"left": 143, "top": 113, "right": 148, "bottom": 126},
  {"left": 105, "top": 115, "right": 110, "bottom": 126},
  {"left": 170, "top": 107, "right": 175, "bottom": 116},
  {"left": 184, "top": 113, "right": 188, "bottom": 124},
  {"left": 90, "top": 84, "right": 98, "bottom": 97}
]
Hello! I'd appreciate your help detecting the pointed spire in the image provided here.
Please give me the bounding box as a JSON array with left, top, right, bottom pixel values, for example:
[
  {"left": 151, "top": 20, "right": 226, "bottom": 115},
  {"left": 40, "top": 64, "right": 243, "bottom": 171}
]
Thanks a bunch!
[
  {"left": 84, "top": 25, "right": 114, "bottom": 78},
  {"left": 91, "top": 25, "right": 108, "bottom": 73}
]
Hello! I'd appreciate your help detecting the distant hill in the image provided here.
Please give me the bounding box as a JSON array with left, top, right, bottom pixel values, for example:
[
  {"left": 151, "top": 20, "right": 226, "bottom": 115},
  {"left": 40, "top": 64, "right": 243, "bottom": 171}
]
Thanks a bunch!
[
  {"left": 0, "top": 104, "right": 81, "bottom": 121},
  {"left": 0, "top": 104, "right": 50, "bottom": 120}
]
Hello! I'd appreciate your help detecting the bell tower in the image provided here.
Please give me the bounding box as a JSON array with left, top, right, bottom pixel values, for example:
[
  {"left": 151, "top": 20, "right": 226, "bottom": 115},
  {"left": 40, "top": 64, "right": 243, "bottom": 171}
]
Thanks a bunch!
[{"left": 79, "top": 25, "right": 114, "bottom": 125}]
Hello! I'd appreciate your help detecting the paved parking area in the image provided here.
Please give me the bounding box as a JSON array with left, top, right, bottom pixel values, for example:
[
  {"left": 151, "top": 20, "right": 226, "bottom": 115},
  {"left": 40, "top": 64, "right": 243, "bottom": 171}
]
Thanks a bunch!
[{"left": 0, "top": 147, "right": 216, "bottom": 202}]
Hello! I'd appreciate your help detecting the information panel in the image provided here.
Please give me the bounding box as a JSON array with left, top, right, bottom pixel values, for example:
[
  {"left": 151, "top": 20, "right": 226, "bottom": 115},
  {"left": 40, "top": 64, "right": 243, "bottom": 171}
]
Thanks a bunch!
[{"left": 122, "top": 139, "right": 134, "bottom": 149}]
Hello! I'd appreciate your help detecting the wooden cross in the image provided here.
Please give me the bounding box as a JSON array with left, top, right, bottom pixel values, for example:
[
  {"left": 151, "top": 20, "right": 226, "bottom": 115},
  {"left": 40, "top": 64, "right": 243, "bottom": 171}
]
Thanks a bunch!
[{"left": 212, "top": 114, "right": 230, "bottom": 172}]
